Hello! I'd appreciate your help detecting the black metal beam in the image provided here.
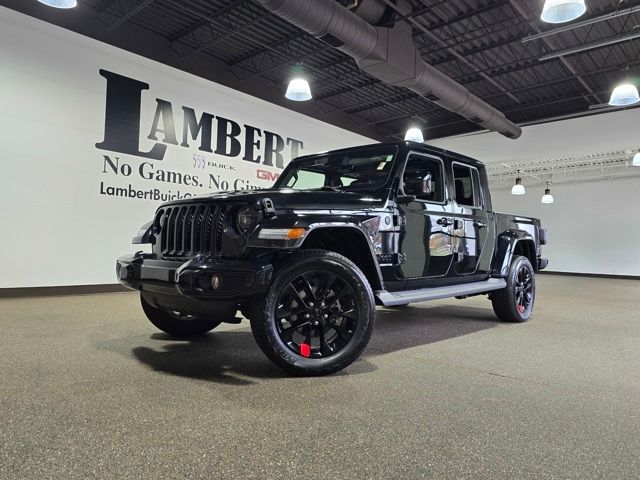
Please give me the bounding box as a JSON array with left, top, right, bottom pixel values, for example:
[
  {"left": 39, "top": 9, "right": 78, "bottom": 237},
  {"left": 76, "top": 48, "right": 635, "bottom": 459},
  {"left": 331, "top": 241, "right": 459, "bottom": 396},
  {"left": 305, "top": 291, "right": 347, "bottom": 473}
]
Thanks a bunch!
[{"left": 106, "top": 0, "right": 156, "bottom": 31}]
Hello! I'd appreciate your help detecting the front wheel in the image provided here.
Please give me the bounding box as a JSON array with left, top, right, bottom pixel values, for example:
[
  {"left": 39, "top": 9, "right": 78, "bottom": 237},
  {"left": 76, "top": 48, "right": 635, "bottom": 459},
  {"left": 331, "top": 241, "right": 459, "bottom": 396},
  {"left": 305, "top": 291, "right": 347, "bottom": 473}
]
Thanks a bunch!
[
  {"left": 491, "top": 255, "right": 536, "bottom": 322},
  {"left": 140, "top": 294, "right": 222, "bottom": 336},
  {"left": 249, "top": 250, "right": 376, "bottom": 376}
]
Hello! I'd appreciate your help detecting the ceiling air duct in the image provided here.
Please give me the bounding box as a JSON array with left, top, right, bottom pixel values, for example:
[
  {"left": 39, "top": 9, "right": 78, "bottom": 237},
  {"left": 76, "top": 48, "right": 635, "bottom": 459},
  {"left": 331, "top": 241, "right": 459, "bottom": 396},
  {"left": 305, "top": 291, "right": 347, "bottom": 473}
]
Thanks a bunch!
[{"left": 257, "top": 0, "right": 522, "bottom": 139}]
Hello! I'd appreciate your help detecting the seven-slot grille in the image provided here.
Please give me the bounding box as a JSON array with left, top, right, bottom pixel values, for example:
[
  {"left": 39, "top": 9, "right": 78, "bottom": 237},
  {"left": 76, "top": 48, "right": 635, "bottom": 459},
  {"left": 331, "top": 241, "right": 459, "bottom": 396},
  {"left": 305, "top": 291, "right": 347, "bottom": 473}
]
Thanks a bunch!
[{"left": 157, "top": 204, "right": 226, "bottom": 258}]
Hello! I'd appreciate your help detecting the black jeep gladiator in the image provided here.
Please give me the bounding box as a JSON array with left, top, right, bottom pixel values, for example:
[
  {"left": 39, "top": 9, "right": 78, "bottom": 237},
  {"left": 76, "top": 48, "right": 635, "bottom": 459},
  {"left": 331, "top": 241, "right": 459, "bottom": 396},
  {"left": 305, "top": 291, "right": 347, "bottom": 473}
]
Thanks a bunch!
[{"left": 117, "top": 142, "right": 548, "bottom": 375}]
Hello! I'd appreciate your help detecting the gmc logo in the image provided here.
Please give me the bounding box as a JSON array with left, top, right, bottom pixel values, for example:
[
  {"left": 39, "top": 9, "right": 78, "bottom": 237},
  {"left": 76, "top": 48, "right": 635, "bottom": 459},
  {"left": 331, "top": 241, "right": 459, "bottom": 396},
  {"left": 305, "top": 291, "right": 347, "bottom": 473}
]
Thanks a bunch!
[{"left": 257, "top": 169, "right": 280, "bottom": 181}]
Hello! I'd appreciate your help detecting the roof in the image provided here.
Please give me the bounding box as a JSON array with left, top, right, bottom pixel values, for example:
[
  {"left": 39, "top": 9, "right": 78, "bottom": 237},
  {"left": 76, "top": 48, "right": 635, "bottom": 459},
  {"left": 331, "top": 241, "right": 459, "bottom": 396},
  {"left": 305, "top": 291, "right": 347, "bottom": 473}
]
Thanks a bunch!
[
  {"left": 291, "top": 140, "right": 487, "bottom": 167},
  {"left": 10, "top": 0, "right": 640, "bottom": 140}
]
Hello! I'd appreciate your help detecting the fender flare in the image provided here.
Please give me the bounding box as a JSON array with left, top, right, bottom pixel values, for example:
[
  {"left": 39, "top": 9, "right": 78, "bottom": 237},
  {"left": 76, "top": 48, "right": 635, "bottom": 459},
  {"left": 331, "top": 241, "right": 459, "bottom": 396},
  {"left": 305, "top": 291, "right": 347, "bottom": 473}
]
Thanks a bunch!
[
  {"left": 491, "top": 229, "right": 536, "bottom": 277},
  {"left": 302, "top": 222, "right": 385, "bottom": 291},
  {"left": 247, "top": 213, "right": 385, "bottom": 290},
  {"left": 132, "top": 221, "right": 154, "bottom": 244}
]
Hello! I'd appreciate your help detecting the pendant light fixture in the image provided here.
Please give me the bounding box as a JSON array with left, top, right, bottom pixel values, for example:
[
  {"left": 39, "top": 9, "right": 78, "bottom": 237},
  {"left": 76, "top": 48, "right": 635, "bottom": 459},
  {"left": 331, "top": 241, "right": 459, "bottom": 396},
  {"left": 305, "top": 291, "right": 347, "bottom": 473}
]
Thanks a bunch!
[
  {"left": 37, "top": 0, "right": 77, "bottom": 8},
  {"left": 541, "top": 0, "right": 587, "bottom": 24},
  {"left": 541, "top": 182, "right": 554, "bottom": 204},
  {"left": 285, "top": 63, "right": 312, "bottom": 102},
  {"left": 404, "top": 126, "right": 424, "bottom": 143},
  {"left": 511, "top": 170, "right": 526, "bottom": 195},
  {"left": 285, "top": 77, "right": 312, "bottom": 101},
  {"left": 633, "top": 152, "right": 640, "bottom": 167},
  {"left": 609, "top": 83, "right": 640, "bottom": 106}
]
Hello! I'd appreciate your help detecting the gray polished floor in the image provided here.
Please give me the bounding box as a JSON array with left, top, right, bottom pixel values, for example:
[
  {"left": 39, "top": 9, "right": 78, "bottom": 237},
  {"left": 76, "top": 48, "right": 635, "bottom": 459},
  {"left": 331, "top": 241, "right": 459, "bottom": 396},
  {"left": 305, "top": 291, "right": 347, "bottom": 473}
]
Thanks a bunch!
[{"left": 1, "top": 275, "right": 639, "bottom": 479}]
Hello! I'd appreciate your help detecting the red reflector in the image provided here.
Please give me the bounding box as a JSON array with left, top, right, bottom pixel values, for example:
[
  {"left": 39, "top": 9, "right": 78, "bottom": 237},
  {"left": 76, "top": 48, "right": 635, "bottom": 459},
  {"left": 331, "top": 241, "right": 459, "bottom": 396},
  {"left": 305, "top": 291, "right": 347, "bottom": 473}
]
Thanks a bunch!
[{"left": 300, "top": 343, "right": 311, "bottom": 358}]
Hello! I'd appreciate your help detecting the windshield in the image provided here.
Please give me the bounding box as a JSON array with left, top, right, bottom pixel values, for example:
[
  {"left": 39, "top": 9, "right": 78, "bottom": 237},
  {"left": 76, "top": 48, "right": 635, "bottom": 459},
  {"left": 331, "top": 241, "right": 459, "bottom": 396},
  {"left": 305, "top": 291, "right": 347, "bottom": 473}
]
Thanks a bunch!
[{"left": 273, "top": 145, "right": 398, "bottom": 192}]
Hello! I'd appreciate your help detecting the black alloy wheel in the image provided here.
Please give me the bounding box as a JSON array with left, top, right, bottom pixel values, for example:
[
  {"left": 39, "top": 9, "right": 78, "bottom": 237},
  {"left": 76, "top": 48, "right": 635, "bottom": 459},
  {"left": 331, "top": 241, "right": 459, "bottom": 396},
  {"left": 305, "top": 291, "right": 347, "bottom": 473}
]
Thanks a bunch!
[
  {"left": 250, "top": 249, "right": 375, "bottom": 376},
  {"left": 491, "top": 255, "right": 536, "bottom": 322},
  {"left": 276, "top": 270, "right": 358, "bottom": 359},
  {"left": 514, "top": 264, "right": 534, "bottom": 315}
]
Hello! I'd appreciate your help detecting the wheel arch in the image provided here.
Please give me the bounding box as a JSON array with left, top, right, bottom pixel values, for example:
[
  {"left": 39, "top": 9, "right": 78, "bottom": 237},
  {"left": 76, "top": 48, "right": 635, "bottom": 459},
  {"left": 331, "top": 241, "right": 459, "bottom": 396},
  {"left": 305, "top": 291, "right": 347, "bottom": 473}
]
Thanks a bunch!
[
  {"left": 300, "top": 225, "right": 384, "bottom": 291},
  {"left": 492, "top": 229, "right": 537, "bottom": 277}
]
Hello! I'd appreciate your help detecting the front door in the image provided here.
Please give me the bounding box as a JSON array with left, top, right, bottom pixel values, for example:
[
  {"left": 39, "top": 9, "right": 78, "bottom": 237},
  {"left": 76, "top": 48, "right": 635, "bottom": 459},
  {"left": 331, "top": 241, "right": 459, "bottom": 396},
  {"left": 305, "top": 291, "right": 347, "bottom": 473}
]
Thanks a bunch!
[{"left": 397, "top": 153, "right": 454, "bottom": 282}]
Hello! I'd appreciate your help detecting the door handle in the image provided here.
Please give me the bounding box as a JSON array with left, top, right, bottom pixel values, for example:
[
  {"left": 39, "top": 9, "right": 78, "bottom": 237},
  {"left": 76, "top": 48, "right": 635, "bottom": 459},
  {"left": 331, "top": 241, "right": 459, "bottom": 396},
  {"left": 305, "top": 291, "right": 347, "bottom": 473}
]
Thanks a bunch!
[
  {"left": 436, "top": 217, "right": 454, "bottom": 227},
  {"left": 474, "top": 221, "right": 486, "bottom": 229}
]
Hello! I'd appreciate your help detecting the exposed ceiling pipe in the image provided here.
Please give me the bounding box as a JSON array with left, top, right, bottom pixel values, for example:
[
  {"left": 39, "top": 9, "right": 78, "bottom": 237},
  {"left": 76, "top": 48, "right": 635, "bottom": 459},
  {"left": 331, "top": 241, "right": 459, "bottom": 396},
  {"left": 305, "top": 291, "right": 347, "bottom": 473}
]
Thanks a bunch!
[
  {"left": 347, "top": 0, "right": 388, "bottom": 25},
  {"left": 257, "top": 0, "right": 522, "bottom": 139},
  {"left": 539, "top": 30, "right": 640, "bottom": 61}
]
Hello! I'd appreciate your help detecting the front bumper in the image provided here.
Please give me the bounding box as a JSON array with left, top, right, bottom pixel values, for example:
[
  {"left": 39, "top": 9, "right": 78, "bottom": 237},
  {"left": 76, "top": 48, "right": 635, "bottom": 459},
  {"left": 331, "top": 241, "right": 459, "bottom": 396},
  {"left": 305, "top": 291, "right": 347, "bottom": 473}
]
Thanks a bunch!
[
  {"left": 538, "top": 257, "right": 549, "bottom": 270},
  {"left": 116, "top": 252, "right": 273, "bottom": 301}
]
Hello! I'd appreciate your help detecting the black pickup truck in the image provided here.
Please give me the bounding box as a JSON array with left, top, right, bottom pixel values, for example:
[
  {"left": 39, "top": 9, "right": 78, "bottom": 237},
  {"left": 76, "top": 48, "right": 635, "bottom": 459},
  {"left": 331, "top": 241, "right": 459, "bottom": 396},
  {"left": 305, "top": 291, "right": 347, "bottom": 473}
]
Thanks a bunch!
[{"left": 117, "top": 142, "right": 548, "bottom": 375}]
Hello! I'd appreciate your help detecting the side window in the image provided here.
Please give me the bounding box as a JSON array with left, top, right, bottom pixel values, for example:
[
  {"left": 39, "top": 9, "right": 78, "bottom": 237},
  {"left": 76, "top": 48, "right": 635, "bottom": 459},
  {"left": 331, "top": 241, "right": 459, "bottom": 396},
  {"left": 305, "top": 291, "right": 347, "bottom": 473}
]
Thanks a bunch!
[
  {"left": 402, "top": 155, "right": 445, "bottom": 203},
  {"left": 453, "top": 163, "right": 481, "bottom": 208}
]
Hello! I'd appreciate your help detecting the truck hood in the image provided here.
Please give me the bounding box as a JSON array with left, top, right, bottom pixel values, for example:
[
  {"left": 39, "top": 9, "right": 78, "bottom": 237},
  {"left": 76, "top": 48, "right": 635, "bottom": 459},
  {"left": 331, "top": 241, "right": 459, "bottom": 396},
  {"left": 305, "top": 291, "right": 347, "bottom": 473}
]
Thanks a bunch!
[{"left": 163, "top": 189, "right": 389, "bottom": 211}]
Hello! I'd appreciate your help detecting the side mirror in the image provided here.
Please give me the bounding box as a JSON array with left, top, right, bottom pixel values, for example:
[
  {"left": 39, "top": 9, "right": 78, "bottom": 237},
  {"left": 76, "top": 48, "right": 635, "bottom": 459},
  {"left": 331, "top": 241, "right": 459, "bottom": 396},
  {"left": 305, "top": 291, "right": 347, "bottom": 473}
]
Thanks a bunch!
[{"left": 404, "top": 173, "right": 433, "bottom": 196}]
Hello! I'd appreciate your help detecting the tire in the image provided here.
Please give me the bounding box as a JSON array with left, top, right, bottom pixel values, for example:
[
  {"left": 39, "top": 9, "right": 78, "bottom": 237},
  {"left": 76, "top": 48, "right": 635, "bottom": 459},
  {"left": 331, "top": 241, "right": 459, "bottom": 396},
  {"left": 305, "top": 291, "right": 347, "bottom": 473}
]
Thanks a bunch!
[
  {"left": 249, "top": 249, "right": 376, "bottom": 376},
  {"left": 140, "top": 294, "right": 222, "bottom": 336},
  {"left": 491, "top": 255, "right": 536, "bottom": 322}
]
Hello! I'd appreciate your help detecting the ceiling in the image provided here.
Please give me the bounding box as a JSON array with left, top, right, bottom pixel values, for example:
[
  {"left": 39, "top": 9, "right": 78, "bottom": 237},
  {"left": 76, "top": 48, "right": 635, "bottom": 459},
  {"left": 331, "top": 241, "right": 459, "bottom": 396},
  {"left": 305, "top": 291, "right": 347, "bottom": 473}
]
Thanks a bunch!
[{"left": 4, "top": 0, "right": 640, "bottom": 141}]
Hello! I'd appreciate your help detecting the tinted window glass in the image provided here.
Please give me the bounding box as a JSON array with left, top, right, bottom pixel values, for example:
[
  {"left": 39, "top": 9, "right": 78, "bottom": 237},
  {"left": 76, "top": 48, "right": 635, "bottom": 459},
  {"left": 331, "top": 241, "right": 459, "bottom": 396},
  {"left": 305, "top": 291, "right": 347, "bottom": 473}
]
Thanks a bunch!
[
  {"left": 402, "top": 155, "right": 445, "bottom": 203},
  {"left": 471, "top": 168, "right": 482, "bottom": 207},
  {"left": 453, "top": 164, "right": 480, "bottom": 207},
  {"left": 275, "top": 146, "right": 397, "bottom": 192}
]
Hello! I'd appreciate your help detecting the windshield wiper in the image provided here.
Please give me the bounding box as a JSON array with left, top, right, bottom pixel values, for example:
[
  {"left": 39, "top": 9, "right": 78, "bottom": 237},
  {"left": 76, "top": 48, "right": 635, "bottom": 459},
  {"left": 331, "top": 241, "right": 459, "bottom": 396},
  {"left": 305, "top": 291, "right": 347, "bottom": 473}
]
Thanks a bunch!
[{"left": 318, "top": 186, "right": 342, "bottom": 192}]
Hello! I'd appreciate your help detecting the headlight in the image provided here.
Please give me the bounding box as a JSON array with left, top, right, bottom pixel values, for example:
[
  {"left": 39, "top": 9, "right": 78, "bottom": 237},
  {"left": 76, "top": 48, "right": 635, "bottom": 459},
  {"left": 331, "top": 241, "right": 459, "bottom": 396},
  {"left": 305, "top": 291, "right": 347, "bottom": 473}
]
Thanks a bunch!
[{"left": 236, "top": 207, "right": 255, "bottom": 233}]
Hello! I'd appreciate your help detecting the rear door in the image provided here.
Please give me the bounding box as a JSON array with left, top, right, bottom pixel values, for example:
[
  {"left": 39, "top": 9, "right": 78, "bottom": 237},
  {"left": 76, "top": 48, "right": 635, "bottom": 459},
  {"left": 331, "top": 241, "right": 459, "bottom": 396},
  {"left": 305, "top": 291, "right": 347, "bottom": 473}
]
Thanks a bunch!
[{"left": 449, "top": 162, "right": 490, "bottom": 276}]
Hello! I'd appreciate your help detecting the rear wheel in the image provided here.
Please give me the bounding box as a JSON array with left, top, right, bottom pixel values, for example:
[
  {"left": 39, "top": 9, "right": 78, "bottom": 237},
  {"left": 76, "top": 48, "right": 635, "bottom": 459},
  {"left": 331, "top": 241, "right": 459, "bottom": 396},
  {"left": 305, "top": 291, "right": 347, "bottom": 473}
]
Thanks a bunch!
[
  {"left": 491, "top": 255, "right": 535, "bottom": 322},
  {"left": 249, "top": 249, "right": 375, "bottom": 376},
  {"left": 140, "top": 294, "right": 222, "bottom": 336}
]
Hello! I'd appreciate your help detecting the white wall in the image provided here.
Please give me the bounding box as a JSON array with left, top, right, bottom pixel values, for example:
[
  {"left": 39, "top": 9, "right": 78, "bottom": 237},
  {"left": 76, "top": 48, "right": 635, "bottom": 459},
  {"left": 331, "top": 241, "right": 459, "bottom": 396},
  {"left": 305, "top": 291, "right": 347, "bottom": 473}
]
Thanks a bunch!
[
  {"left": 0, "top": 7, "right": 372, "bottom": 288},
  {"left": 430, "top": 111, "right": 640, "bottom": 277},
  {"left": 429, "top": 108, "right": 640, "bottom": 165},
  {"left": 492, "top": 180, "right": 640, "bottom": 277}
]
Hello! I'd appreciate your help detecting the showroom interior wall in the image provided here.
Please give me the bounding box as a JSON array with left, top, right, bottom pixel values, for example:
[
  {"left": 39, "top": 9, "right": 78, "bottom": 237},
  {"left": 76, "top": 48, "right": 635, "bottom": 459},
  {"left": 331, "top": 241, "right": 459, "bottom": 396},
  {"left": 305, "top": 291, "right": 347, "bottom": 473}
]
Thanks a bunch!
[
  {"left": 431, "top": 109, "right": 640, "bottom": 277},
  {"left": 0, "top": 6, "right": 372, "bottom": 289}
]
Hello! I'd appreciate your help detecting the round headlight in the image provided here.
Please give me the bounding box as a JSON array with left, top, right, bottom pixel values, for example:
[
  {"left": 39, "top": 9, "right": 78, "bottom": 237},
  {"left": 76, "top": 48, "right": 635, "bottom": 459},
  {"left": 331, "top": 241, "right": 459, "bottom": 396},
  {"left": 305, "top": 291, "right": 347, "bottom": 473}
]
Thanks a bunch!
[{"left": 236, "top": 207, "right": 255, "bottom": 233}]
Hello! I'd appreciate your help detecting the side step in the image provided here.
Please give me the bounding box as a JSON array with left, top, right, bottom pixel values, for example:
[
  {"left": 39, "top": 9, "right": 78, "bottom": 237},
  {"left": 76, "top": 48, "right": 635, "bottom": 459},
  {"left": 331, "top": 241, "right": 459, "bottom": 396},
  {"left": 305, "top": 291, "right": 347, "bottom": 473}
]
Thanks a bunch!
[{"left": 375, "top": 278, "right": 507, "bottom": 306}]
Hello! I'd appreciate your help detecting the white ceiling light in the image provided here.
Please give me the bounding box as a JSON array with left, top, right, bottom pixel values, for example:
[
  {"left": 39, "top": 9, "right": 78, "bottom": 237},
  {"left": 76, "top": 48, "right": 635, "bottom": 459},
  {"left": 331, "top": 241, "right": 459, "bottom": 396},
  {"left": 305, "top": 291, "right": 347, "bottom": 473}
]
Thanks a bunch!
[
  {"left": 404, "top": 127, "right": 424, "bottom": 143},
  {"left": 541, "top": 182, "right": 554, "bottom": 204},
  {"left": 541, "top": 0, "right": 587, "bottom": 24},
  {"left": 609, "top": 83, "right": 640, "bottom": 106},
  {"left": 37, "top": 0, "right": 77, "bottom": 8},
  {"left": 285, "top": 77, "right": 312, "bottom": 101},
  {"left": 633, "top": 153, "right": 640, "bottom": 166},
  {"left": 511, "top": 171, "right": 525, "bottom": 195}
]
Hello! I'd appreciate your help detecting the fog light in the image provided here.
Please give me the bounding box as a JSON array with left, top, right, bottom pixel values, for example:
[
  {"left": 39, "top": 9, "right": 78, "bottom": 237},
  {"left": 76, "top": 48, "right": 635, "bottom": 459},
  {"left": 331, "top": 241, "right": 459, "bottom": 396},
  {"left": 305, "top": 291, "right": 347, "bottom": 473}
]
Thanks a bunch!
[{"left": 211, "top": 275, "right": 221, "bottom": 290}]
